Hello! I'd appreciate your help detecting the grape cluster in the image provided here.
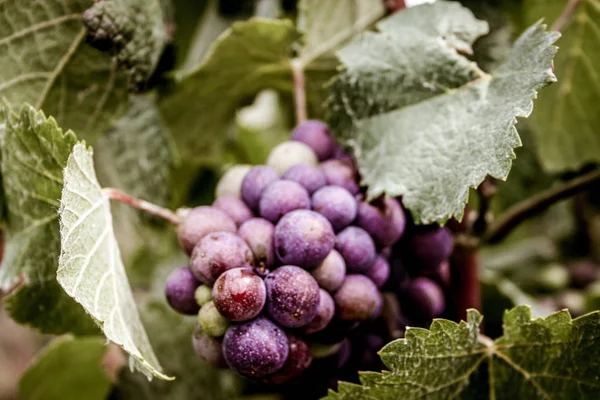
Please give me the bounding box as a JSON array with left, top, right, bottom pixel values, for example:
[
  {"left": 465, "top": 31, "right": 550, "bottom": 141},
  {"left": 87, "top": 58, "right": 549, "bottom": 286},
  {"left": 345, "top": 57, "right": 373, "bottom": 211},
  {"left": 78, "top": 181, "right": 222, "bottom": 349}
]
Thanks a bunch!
[{"left": 164, "top": 120, "right": 454, "bottom": 388}]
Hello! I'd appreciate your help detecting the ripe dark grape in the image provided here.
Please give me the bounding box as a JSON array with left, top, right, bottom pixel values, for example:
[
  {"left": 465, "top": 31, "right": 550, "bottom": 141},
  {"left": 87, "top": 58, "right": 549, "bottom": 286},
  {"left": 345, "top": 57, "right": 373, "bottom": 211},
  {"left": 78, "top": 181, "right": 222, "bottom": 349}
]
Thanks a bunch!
[
  {"left": 259, "top": 180, "right": 311, "bottom": 223},
  {"left": 263, "top": 335, "right": 313, "bottom": 384},
  {"left": 365, "top": 255, "right": 390, "bottom": 289},
  {"left": 336, "top": 226, "right": 376, "bottom": 273},
  {"left": 334, "top": 275, "right": 382, "bottom": 321},
  {"left": 275, "top": 210, "right": 335, "bottom": 268},
  {"left": 241, "top": 166, "right": 280, "bottom": 211},
  {"left": 198, "top": 301, "right": 230, "bottom": 337},
  {"left": 213, "top": 268, "right": 266, "bottom": 322},
  {"left": 265, "top": 266, "right": 320, "bottom": 328},
  {"left": 165, "top": 267, "right": 201, "bottom": 315},
  {"left": 421, "top": 260, "right": 451, "bottom": 287},
  {"left": 238, "top": 218, "right": 276, "bottom": 270},
  {"left": 223, "top": 317, "right": 289, "bottom": 378},
  {"left": 400, "top": 277, "right": 445, "bottom": 324},
  {"left": 191, "top": 232, "right": 254, "bottom": 284},
  {"left": 399, "top": 225, "right": 453, "bottom": 271},
  {"left": 283, "top": 164, "right": 327, "bottom": 194},
  {"left": 213, "top": 196, "right": 253, "bottom": 227},
  {"left": 310, "top": 249, "right": 346, "bottom": 293},
  {"left": 357, "top": 197, "right": 406, "bottom": 247},
  {"left": 320, "top": 159, "right": 360, "bottom": 195},
  {"left": 312, "top": 186, "right": 357, "bottom": 231},
  {"left": 192, "top": 326, "right": 226, "bottom": 367},
  {"left": 291, "top": 120, "right": 336, "bottom": 161},
  {"left": 178, "top": 206, "right": 237, "bottom": 255},
  {"left": 304, "top": 289, "right": 335, "bottom": 334}
]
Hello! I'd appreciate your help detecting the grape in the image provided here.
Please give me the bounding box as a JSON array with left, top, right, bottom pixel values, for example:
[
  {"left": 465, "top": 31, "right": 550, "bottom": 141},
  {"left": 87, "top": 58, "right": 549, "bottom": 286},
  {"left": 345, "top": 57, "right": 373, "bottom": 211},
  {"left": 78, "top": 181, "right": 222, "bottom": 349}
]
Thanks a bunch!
[
  {"left": 191, "top": 232, "right": 255, "bottom": 284},
  {"left": 399, "top": 225, "right": 453, "bottom": 270},
  {"left": 195, "top": 285, "right": 213, "bottom": 307},
  {"left": 165, "top": 267, "right": 201, "bottom": 315},
  {"left": 400, "top": 277, "right": 445, "bottom": 323},
  {"left": 263, "top": 335, "right": 313, "bottom": 384},
  {"left": 223, "top": 317, "right": 289, "bottom": 378},
  {"left": 304, "top": 289, "right": 335, "bottom": 334},
  {"left": 259, "top": 180, "right": 311, "bottom": 223},
  {"left": 213, "top": 196, "right": 254, "bottom": 227},
  {"left": 192, "top": 326, "right": 226, "bottom": 367},
  {"left": 178, "top": 206, "right": 237, "bottom": 255},
  {"left": 216, "top": 165, "right": 252, "bottom": 199},
  {"left": 310, "top": 249, "right": 346, "bottom": 293},
  {"left": 567, "top": 260, "right": 598, "bottom": 288},
  {"left": 267, "top": 141, "right": 318, "bottom": 175},
  {"left": 241, "top": 166, "right": 280, "bottom": 211},
  {"left": 275, "top": 210, "right": 335, "bottom": 268},
  {"left": 238, "top": 218, "right": 276, "bottom": 270},
  {"left": 421, "top": 260, "right": 450, "bottom": 287},
  {"left": 290, "top": 120, "right": 336, "bottom": 161},
  {"left": 213, "top": 268, "right": 266, "bottom": 322},
  {"left": 265, "top": 266, "right": 321, "bottom": 328},
  {"left": 320, "top": 159, "right": 360, "bottom": 195},
  {"left": 283, "top": 164, "right": 327, "bottom": 194},
  {"left": 365, "top": 255, "right": 390, "bottom": 289},
  {"left": 198, "top": 301, "right": 230, "bottom": 337},
  {"left": 335, "top": 227, "right": 376, "bottom": 273},
  {"left": 356, "top": 197, "right": 406, "bottom": 247},
  {"left": 334, "top": 275, "right": 382, "bottom": 321},
  {"left": 312, "top": 186, "right": 357, "bottom": 231}
]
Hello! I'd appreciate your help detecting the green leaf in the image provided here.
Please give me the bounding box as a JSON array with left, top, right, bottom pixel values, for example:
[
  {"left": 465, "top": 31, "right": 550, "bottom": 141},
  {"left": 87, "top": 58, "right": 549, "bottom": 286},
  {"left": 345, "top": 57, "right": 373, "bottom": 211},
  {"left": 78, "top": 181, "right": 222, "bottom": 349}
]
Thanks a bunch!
[
  {"left": 0, "top": 103, "right": 95, "bottom": 334},
  {"left": 57, "top": 143, "right": 169, "bottom": 380},
  {"left": 19, "top": 336, "right": 112, "bottom": 400},
  {"left": 159, "top": 18, "right": 298, "bottom": 166},
  {"left": 325, "top": 306, "right": 600, "bottom": 399},
  {"left": 0, "top": 0, "right": 128, "bottom": 141},
  {"left": 327, "top": 2, "right": 559, "bottom": 224},
  {"left": 525, "top": 0, "right": 600, "bottom": 172}
]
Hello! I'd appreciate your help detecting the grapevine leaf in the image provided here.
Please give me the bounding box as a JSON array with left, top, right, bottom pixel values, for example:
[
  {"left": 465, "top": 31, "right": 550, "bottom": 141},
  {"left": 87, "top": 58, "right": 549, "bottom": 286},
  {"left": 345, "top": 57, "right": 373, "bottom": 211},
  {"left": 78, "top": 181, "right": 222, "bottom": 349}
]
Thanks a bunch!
[
  {"left": 57, "top": 143, "right": 169, "bottom": 380},
  {"left": 159, "top": 19, "right": 298, "bottom": 166},
  {"left": 525, "top": 0, "right": 600, "bottom": 172},
  {"left": 327, "top": 1, "right": 559, "bottom": 224},
  {"left": 0, "top": 103, "right": 95, "bottom": 334},
  {"left": 19, "top": 336, "right": 112, "bottom": 400},
  {"left": 0, "top": 0, "right": 128, "bottom": 141}
]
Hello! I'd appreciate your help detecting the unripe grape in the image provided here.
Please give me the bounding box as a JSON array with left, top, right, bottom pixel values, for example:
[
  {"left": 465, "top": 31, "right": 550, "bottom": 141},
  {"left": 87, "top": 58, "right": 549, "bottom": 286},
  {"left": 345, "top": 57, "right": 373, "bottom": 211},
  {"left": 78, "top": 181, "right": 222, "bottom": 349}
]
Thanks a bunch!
[
  {"left": 215, "top": 165, "right": 252, "bottom": 199},
  {"left": 357, "top": 197, "right": 406, "bottom": 247},
  {"left": 399, "top": 225, "right": 453, "bottom": 271},
  {"left": 177, "top": 207, "right": 237, "bottom": 255},
  {"left": 263, "top": 335, "right": 312, "bottom": 384},
  {"left": 223, "top": 317, "right": 289, "bottom": 378},
  {"left": 283, "top": 164, "right": 327, "bottom": 194},
  {"left": 291, "top": 120, "right": 336, "bottom": 161},
  {"left": 267, "top": 141, "right": 318, "bottom": 175},
  {"left": 259, "top": 180, "right": 310, "bottom": 223},
  {"left": 335, "top": 226, "right": 376, "bottom": 273},
  {"left": 320, "top": 159, "right": 360, "bottom": 195},
  {"left": 334, "top": 275, "right": 382, "bottom": 321},
  {"left": 265, "top": 266, "right": 320, "bottom": 328},
  {"left": 241, "top": 166, "right": 280, "bottom": 211},
  {"left": 401, "top": 277, "right": 445, "bottom": 323},
  {"left": 213, "top": 268, "right": 266, "bottom": 322},
  {"left": 191, "top": 232, "right": 254, "bottom": 284},
  {"left": 238, "top": 218, "right": 276, "bottom": 269},
  {"left": 213, "top": 196, "right": 253, "bottom": 227},
  {"left": 192, "top": 326, "right": 226, "bottom": 367},
  {"left": 304, "top": 289, "right": 335, "bottom": 334},
  {"left": 195, "top": 285, "right": 213, "bottom": 307},
  {"left": 365, "top": 255, "right": 390, "bottom": 289},
  {"left": 165, "top": 267, "right": 201, "bottom": 315},
  {"left": 312, "top": 186, "right": 357, "bottom": 231},
  {"left": 198, "top": 301, "right": 230, "bottom": 337},
  {"left": 310, "top": 249, "right": 346, "bottom": 293}
]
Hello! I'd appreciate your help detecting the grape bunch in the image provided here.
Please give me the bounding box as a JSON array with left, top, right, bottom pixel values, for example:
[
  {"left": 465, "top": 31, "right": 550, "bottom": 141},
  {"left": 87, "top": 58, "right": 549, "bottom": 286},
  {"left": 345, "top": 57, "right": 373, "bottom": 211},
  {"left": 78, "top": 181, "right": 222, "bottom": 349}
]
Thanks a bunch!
[{"left": 164, "top": 120, "right": 454, "bottom": 388}]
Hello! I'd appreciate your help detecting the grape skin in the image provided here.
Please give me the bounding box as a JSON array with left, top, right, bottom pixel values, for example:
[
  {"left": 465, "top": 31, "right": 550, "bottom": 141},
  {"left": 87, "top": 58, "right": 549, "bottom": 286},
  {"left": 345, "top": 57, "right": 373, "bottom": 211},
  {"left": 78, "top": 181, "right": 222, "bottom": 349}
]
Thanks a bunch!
[
  {"left": 165, "top": 267, "right": 201, "bottom": 315},
  {"left": 356, "top": 197, "right": 406, "bottom": 247},
  {"left": 312, "top": 185, "right": 357, "bottom": 231},
  {"left": 320, "top": 159, "right": 360, "bottom": 195},
  {"left": 259, "top": 180, "right": 311, "bottom": 223},
  {"left": 177, "top": 207, "right": 237, "bottom": 255},
  {"left": 263, "top": 335, "right": 313, "bottom": 384},
  {"left": 238, "top": 218, "right": 276, "bottom": 269},
  {"left": 241, "top": 166, "right": 280, "bottom": 211},
  {"left": 365, "top": 255, "right": 391, "bottom": 289},
  {"left": 192, "top": 326, "right": 226, "bottom": 367},
  {"left": 267, "top": 141, "right": 318, "bottom": 175},
  {"left": 215, "top": 165, "right": 252, "bottom": 199},
  {"left": 291, "top": 120, "right": 336, "bottom": 161},
  {"left": 303, "top": 289, "right": 335, "bottom": 334},
  {"left": 335, "top": 226, "right": 376, "bottom": 273},
  {"left": 213, "top": 196, "right": 254, "bottom": 227},
  {"left": 334, "top": 275, "right": 382, "bottom": 321},
  {"left": 213, "top": 268, "right": 266, "bottom": 322},
  {"left": 310, "top": 249, "right": 346, "bottom": 293},
  {"left": 283, "top": 164, "right": 327, "bottom": 194},
  {"left": 198, "top": 300, "right": 230, "bottom": 337}
]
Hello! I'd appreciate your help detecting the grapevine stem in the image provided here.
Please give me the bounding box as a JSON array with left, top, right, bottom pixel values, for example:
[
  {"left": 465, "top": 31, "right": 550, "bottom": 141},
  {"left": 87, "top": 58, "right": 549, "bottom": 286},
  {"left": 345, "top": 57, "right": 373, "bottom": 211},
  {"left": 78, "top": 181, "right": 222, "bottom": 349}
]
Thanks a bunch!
[
  {"left": 552, "top": 0, "right": 582, "bottom": 32},
  {"left": 482, "top": 169, "right": 600, "bottom": 245},
  {"left": 448, "top": 243, "right": 480, "bottom": 321},
  {"left": 102, "top": 188, "right": 182, "bottom": 226},
  {"left": 291, "top": 59, "right": 307, "bottom": 125}
]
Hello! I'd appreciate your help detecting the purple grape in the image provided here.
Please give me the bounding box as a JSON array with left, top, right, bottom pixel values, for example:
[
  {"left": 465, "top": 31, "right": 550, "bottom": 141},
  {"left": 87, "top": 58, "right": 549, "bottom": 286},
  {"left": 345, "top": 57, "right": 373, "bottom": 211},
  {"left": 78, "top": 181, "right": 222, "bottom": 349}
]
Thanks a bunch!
[
  {"left": 310, "top": 250, "right": 346, "bottom": 293},
  {"left": 356, "top": 197, "right": 406, "bottom": 247},
  {"left": 275, "top": 210, "right": 335, "bottom": 269},
  {"left": 238, "top": 218, "right": 276, "bottom": 270},
  {"left": 334, "top": 275, "right": 382, "bottom": 321},
  {"left": 335, "top": 226, "right": 376, "bottom": 273},
  {"left": 331, "top": 146, "right": 353, "bottom": 163},
  {"left": 213, "top": 196, "right": 254, "bottom": 227},
  {"left": 213, "top": 268, "right": 266, "bottom": 322},
  {"left": 283, "top": 164, "right": 327, "bottom": 194},
  {"left": 263, "top": 335, "right": 313, "bottom": 384},
  {"left": 259, "top": 180, "right": 311, "bottom": 223},
  {"left": 320, "top": 160, "right": 360, "bottom": 195},
  {"left": 192, "top": 326, "right": 226, "bottom": 367},
  {"left": 191, "top": 232, "right": 255, "bottom": 284},
  {"left": 291, "top": 120, "right": 336, "bottom": 161},
  {"left": 421, "top": 260, "right": 451, "bottom": 287},
  {"left": 304, "top": 289, "right": 335, "bottom": 334},
  {"left": 223, "top": 317, "right": 289, "bottom": 378},
  {"left": 165, "top": 267, "right": 201, "bottom": 315},
  {"left": 400, "top": 225, "right": 454, "bottom": 271},
  {"left": 177, "top": 206, "right": 237, "bottom": 255},
  {"left": 401, "top": 277, "right": 445, "bottom": 323},
  {"left": 312, "top": 186, "right": 357, "bottom": 231},
  {"left": 241, "top": 166, "right": 280, "bottom": 211},
  {"left": 265, "top": 266, "right": 320, "bottom": 328},
  {"left": 365, "top": 255, "right": 390, "bottom": 289}
]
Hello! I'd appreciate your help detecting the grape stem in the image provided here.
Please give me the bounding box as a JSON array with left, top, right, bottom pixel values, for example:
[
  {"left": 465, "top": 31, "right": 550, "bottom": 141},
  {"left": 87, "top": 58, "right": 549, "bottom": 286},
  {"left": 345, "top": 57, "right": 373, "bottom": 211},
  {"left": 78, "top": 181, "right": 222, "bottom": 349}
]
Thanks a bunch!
[
  {"left": 385, "top": 0, "right": 406, "bottom": 13},
  {"left": 552, "top": 0, "right": 582, "bottom": 32},
  {"left": 102, "top": 188, "right": 182, "bottom": 226},
  {"left": 472, "top": 177, "right": 497, "bottom": 236},
  {"left": 448, "top": 243, "right": 480, "bottom": 321},
  {"left": 291, "top": 59, "right": 307, "bottom": 124},
  {"left": 482, "top": 169, "right": 600, "bottom": 245}
]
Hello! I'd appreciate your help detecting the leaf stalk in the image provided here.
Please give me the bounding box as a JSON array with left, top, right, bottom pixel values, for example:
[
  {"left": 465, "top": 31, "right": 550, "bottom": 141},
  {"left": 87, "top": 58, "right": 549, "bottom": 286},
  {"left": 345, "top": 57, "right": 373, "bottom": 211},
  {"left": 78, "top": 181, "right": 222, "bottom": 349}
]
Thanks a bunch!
[{"left": 102, "top": 188, "right": 182, "bottom": 226}]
